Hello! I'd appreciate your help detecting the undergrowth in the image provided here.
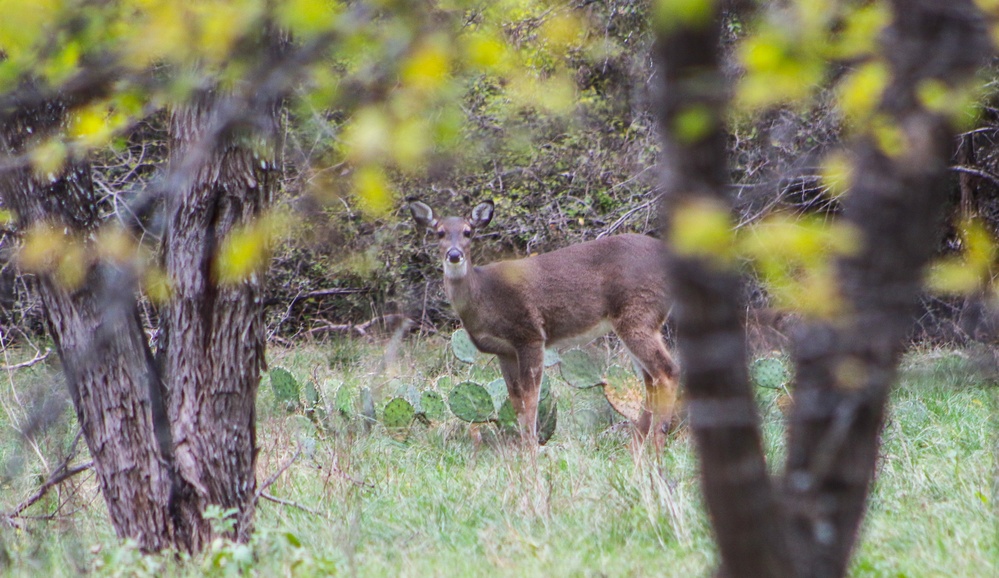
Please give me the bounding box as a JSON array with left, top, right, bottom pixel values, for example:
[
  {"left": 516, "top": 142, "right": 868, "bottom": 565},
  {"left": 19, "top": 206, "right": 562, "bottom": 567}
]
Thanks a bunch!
[{"left": 0, "top": 339, "right": 994, "bottom": 577}]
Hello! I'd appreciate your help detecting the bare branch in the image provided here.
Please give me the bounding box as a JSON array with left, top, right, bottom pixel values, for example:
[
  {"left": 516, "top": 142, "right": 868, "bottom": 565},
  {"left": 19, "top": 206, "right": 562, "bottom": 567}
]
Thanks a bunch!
[{"left": 0, "top": 348, "right": 51, "bottom": 372}]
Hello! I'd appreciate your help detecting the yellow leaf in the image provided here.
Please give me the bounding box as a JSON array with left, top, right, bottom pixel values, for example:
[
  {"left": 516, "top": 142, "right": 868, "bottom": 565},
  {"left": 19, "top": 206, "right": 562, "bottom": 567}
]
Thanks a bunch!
[
  {"left": 214, "top": 212, "right": 287, "bottom": 285},
  {"left": 276, "top": 0, "right": 338, "bottom": 39},
  {"left": 343, "top": 107, "right": 391, "bottom": 164},
  {"left": 836, "top": 61, "right": 888, "bottom": 124},
  {"left": 670, "top": 199, "right": 735, "bottom": 265},
  {"left": 540, "top": 12, "right": 584, "bottom": 50},
  {"left": 653, "top": 0, "right": 717, "bottom": 33},
  {"left": 29, "top": 139, "right": 67, "bottom": 180},
  {"left": 464, "top": 31, "right": 510, "bottom": 72},
  {"left": 672, "top": 105, "right": 715, "bottom": 143},
  {"left": 392, "top": 117, "right": 431, "bottom": 171},
  {"left": 818, "top": 151, "right": 854, "bottom": 199},
  {"left": 352, "top": 165, "right": 393, "bottom": 218},
  {"left": 402, "top": 39, "right": 451, "bottom": 93},
  {"left": 19, "top": 223, "right": 64, "bottom": 273},
  {"left": 143, "top": 265, "right": 173, "bottom": 304},
  {"left": 926, "top": 219, "right": 996, "bottom": 294}
]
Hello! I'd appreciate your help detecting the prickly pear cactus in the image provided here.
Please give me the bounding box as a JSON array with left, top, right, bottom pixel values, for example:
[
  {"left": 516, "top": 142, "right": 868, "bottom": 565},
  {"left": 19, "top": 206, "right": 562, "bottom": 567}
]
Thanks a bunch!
[
  {"left": 751, "top": 355, "right": 791, "bottom": 389},
  {"left": 303, "top": 380, "right": 320, "bottom": 406},
  {"left": 537, "top": 394, "right": 557, "bottom": 445},
  {"left": 485, "top": 378, "right": 508, "bottom": 411},
  {"left": 383, "top": 397, "right": 416, "bottom": 429},
  {"left": 602, "top": 367, "right": 644, "bottom": 423},
  {"left": 496, "top": 398, "right": 518, "bottom": 434},
  {"left": 334, "top": 383, "right": 353, "bottom": 417},
  {"left": 543, "top": 348, "right": 561, "bottom": 367},
  {"left": 359, "top": 387, "right": 376, "bottom": 423},
  {"left": 559, "top": 349, "right": 605, "bottom": 389},
  {"left": 270, "top": 367, "right": 300, "bottom": 408},
  {"left": 419, "top": 390, "right": 447, "bottom": 423},
  {"left": 448, "top": 381, "right": 494, "bottom": 423},
  {"left": 540, "top": 374, "right": 552, "bottom": 401},
  {"left": 451, "top": 329, "right": 479, "bottom": 363}
]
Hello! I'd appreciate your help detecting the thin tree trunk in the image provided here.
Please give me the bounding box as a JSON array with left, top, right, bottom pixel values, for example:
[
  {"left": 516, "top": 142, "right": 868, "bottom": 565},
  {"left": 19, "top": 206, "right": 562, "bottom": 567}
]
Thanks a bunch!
[
  {"left": 655, "top": 1, "right": 990, "bottom": 577},
  {"left": 783, "top": 4, "right": 991, "bottom": 577},
  {"left": 653, "top": 5, "right": 791, "bottom": 576}
]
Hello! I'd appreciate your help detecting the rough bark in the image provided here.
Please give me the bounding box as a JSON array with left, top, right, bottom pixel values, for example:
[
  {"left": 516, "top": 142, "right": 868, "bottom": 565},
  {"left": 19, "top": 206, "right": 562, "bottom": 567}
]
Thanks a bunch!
[
  {"left": 655, "top": 2, "right": 990, "bottom": 578},
  {"left": 782, "top": 4, "right": 991, "bottom": 577},
  {"left": 0, "top": 105, "right": 178, "bottom": 551},
  {"left": 159, "top": 89, "right": 275, "bottom": 550}
]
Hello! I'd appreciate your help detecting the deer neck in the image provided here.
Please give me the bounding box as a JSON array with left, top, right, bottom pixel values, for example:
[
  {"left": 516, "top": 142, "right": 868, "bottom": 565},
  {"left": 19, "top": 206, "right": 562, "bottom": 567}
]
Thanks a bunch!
[{"left": 443, "top": 261, "right": 479, "bottom": 320}]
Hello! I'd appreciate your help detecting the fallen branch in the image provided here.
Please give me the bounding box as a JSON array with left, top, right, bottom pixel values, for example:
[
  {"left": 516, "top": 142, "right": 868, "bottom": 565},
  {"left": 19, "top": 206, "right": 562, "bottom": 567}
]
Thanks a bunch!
[
  {"left": 306, "top": 314, "right": 414, "bottom": 338},
  {"left": 254, "top": 445, "right": 302, "bottom": 504},
  {"left": 2, "top": 459, "right": 93, "bottom": 528},
  {"left": 260, "top": 492, "right": 324, "bottom": 517},
  {"left": 0, "top": 348, "right": 51, "bottom": 372}
]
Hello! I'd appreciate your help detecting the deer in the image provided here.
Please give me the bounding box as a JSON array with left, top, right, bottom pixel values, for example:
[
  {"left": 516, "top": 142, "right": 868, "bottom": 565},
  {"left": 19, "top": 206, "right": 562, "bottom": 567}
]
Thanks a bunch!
[{"left": 409, "top": 199, "right": 680, "bottom": 449}]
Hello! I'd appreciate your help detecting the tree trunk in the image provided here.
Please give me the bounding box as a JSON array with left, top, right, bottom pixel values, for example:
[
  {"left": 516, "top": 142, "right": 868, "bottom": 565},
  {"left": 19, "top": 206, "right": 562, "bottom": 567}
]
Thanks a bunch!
[
  {"left": 0, "top": 105, "right": 179, "bottom": 551},
  {"left": 160, "top": 89, "right": 274, "bottom": 550},
  {"left": 0, "top": 75, "right": 278, "bottom": 550},
  {"left": 654, "top": 2, "right": 990, "bottom": 577}
]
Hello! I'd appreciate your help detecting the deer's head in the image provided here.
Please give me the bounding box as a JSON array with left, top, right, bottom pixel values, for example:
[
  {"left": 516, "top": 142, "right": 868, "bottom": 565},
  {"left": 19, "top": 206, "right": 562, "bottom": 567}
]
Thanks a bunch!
[{"left": 410, "top": 200, "right": 494, "bottom": 278}]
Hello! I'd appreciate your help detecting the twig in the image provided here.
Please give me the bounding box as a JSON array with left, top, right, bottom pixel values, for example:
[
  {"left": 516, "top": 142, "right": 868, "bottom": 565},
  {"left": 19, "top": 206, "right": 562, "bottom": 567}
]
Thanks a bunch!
[
  {"left": 265, "top": 287, "right": 369, "bottom": 308},
  {"left": 254, "top": 445, "right": 302, "bottom": 503},
  {"left": 951, "top": 165, "right": 999, "bottom": 189},
  {"left": 2, "top": 460, "right": 94, "bottom": 527},
  {"left": 0, "top": 348, "right": 51, "bottom": 372},
  {"left": 260, "top": 492, "right": 324, "bottom": 517}
]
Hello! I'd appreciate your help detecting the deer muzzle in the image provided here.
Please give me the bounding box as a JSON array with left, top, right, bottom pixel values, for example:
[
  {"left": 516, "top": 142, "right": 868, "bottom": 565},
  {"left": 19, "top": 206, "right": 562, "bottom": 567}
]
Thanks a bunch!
[{"left": 446, "top": 248, "right": 464, "bottom": 264}]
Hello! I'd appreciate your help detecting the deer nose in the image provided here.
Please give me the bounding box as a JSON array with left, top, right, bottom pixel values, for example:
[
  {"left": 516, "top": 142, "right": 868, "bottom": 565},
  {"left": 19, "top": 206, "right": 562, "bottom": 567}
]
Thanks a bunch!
[{"left": 446, "top": 249, "right": 464, "bottom": 263}]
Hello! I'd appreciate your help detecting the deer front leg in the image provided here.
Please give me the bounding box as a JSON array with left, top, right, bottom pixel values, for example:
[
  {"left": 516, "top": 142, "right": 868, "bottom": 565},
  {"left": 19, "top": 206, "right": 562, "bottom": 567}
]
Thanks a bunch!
[{"left": 499, "top": 344, "right": 544, "bottom": 444}]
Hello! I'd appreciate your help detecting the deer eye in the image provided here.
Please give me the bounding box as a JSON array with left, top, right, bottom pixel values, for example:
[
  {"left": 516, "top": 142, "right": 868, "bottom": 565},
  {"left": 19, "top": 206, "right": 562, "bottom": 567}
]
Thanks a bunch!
[
  {"left": 436, "top": 230, "right": 445, "bottom": 239},
  {"left": 462, "top": 228, "right": 472, "bottom": 238}
]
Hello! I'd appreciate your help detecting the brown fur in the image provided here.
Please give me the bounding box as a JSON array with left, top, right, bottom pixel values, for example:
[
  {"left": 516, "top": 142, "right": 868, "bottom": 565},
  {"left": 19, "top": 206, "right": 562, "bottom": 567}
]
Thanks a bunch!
[{"left": 411, "top": 200, "right": 679, "bottom": 448}]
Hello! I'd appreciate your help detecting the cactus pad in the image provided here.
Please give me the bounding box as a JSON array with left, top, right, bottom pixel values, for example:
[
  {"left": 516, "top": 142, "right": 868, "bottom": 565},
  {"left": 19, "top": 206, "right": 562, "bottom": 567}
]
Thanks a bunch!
[
  {"left": 559, "top": 349, "right": 605, "bottom": 389},
  {"left": 270, "top": 367, "right": 300, "bottom": 407},
  {"left": 485, "top": 378, "right": 508, "bottom": 410},
  {"left": 359, "top": 387, "right": 376, "bottom": 423},
  {"left": 602, "top": 376, "right": 644, "bottom": 423},
  {"left": 543, "top": 348, "right": 561, "bottom": 367},
  {"left": 451, "top": 329, "right": 480, "bottom": 363},
  {"left": 751, "top": 355, "right": 791, "bottom": 389},
  {"left": 334, "top": 383, "right": 353, "bottom": 417},
  {"left": 448, "top": 381, "right": 495, "bottom": 423},
  {"left": 303, "top": 380, "right": 320, "bottom": 406},
  {"left": 383, "top": 397, "right": 416, "bottom": 429},
  {"left": 496, "top": 398, "right": 518, "bottom": 434},
  {"left": 419, "top": 390, "right": 447, "bottom": 423},
  {"left": 540, "top": 374, "right": 552, "bottom": 401},
  {"left": 537, "top": 394, "right": 558, "bottom": 445}
]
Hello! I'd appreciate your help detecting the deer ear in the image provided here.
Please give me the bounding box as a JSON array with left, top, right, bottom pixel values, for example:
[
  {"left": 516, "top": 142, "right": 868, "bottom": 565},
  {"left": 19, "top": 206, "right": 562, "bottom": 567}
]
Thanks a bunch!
[
  {"left": 470, "top": 200, "right": 494, "bottom": 229},
  {"left": 409, "top": 201, "right": 437, "bottom": 230}
]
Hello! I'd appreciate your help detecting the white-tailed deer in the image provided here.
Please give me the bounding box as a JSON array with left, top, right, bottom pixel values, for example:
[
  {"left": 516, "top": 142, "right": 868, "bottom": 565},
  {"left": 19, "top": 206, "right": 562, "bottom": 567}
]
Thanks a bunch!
[{"left": 410, "top": 200, "right": 679, "bottom": 448}]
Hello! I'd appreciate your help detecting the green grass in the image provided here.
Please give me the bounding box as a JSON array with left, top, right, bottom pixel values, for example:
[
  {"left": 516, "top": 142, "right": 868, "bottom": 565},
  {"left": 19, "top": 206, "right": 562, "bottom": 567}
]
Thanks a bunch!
[{"left": 0, "top": 339, "right": 995, "bottom": 577}]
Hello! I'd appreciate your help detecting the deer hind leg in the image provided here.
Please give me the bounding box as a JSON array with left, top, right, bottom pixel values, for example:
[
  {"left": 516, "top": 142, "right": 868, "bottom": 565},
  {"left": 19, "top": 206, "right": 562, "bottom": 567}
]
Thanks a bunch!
[
  {"left": 614, "top": 323, "right": 680, "bottom": 452},
  {"left": 498, "top": 344, "right": 544, "bottom": 445}
]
